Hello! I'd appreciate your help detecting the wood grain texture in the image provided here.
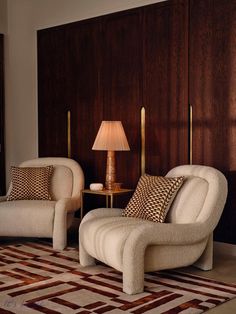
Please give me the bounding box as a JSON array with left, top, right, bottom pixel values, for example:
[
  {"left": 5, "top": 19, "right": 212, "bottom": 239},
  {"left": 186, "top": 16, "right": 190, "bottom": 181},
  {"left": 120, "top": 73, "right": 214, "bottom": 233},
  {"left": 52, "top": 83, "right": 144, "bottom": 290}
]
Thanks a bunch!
[
  {"left": 37, "top": 1, "right": 189, "bottom": 211},
  {"left": 38, "top": 1, "right": 189, "bottom": 191},
  {"left": 38, "top": 0, "right": 236, "bottom": 243},
  {"left": 0, "top": 34, "right": 5, "bottom": 195},
  {"left": 65, "top": 19, "right": 103, "bottom": 186},
  {"left": 189, "top": 0, "right": 236, "bottom": 243},
  {"left": 38, "top": 27, "right": 67, "bottom": 157},
  {"left": 143, "top": 0, "right": 189, "bottom": 176},
  {"left": 102, "top": 9, "right": 142, "bottom": 188}
]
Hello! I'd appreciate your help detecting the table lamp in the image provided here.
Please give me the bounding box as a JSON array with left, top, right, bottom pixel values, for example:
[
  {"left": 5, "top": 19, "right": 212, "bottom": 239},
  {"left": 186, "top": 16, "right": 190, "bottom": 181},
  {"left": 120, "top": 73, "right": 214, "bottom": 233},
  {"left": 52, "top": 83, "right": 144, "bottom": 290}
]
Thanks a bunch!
[{"left": 92, "top": 121, "right": 130, "bottom": 190}]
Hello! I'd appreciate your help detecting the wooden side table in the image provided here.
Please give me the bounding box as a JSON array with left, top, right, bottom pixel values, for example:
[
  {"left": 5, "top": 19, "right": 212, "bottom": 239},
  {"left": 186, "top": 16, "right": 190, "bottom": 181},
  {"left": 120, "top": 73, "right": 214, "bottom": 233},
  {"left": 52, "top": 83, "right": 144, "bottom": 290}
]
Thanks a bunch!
[{"left": 80, "top": 188, "right": 133, "bottom": 220}]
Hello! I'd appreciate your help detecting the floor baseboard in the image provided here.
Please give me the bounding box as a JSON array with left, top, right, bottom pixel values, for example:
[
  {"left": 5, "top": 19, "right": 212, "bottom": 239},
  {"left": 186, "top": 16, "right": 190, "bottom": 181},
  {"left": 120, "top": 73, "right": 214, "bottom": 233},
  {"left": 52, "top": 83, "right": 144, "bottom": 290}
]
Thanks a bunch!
[{"left": 214, "top": 241, "right": 236, "bottom": 257}]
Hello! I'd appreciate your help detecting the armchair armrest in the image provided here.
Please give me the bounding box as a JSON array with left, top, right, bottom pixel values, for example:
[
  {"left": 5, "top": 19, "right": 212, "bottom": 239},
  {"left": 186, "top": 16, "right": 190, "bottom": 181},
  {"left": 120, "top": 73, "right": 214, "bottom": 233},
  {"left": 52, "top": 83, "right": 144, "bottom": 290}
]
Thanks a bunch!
[
  {"left": 122, "top": 220, "right": 211, "bottom": 295},
  {"left": 124, "top": 221, "right": 210, "bottom": 253},
  {"left": 80, "top": 208, "right": 122, "bottom": 224},
  {"left": 53, "top": 196, "right": 81, "bottom": 250},
  {"left": 55, "top": 196, "right": 81, "bottom": 214}
]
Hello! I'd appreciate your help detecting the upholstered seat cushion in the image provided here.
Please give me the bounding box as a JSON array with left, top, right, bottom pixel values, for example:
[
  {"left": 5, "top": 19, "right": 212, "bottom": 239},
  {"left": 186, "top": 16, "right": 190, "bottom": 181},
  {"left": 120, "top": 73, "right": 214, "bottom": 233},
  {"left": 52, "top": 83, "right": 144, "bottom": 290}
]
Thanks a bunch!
[
  {"left": 80, "top": 175, "right": 209, "bottom": 273},
  {"left": 80, "top": 165, "right": 228, "bottom": 295},
  {"left": 0, "top": 200, "right": 56, "bottom": 237},
  {"left": 80, "top": 216, "right": 151, "bottom": 271},
  {"left": 80, "top": 214, "right": 208, "bottom": 273}
]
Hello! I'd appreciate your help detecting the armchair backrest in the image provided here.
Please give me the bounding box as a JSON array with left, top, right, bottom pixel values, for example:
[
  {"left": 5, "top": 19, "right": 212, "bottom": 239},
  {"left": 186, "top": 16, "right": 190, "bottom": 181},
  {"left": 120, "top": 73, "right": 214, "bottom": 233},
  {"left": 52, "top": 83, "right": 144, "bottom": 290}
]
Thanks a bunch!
[
  {"left": 165, "top": 165, "right": 227, "bottom": 227},
  {"left": 8, "top": 157, "right": 84, "bottom": 201}
]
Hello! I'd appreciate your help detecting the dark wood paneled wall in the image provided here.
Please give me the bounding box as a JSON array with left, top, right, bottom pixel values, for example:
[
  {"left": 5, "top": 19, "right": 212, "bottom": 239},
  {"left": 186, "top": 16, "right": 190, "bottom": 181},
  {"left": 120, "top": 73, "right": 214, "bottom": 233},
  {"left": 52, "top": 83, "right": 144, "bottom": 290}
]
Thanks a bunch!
[
  {"left": 66, "top": 19, "right": 103, "bottom": 185},
  {"left": 189, "top": 0, "right": 236, "bottom": 244},
  {"left": 101, "top": 9, "right": 142, "bottom": 186},
  {"left": 143, "top": 0, "right": 189, "bottom": 175},
  {"left": 38, "top": 0, "right": 236, "bottom": 243},
  {"left": 38, "top": 0, "right": 187, "bottom": 190},
  {"left": 0, "top": 34, "right": 5, "bottom": 195}
]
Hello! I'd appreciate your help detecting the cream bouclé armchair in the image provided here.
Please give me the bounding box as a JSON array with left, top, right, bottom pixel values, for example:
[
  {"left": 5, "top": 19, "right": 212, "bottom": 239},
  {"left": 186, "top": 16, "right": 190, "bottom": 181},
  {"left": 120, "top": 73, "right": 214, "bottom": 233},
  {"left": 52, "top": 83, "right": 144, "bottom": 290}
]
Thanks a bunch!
[
  {"left": 79, "top": 165, "right": 227, "bottom": 294},
  {"left": 0, "top": 157, "right": 84, "bottom": 250}
]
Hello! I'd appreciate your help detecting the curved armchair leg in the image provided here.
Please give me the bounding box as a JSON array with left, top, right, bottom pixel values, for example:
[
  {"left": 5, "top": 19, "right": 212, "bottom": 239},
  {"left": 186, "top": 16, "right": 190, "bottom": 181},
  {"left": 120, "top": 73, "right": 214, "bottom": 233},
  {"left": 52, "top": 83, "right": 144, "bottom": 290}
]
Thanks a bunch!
[
  {"left": 79, "top": 223, "right": 96, "bottom": 266},
  {"left": 194, "top": 233, "right": 213, "bottom": 270},
  {"left": 53, "top": 208, "right": 67, "bottom": 250},
  {"left": 123, "top": 234, "right": 146, "bottom": 294},
  {"left": 123, "top": 263, "right": 144, "bottom": 295},
  {"left": 79, "top": 239, "right": 96, "bottom": 266}
]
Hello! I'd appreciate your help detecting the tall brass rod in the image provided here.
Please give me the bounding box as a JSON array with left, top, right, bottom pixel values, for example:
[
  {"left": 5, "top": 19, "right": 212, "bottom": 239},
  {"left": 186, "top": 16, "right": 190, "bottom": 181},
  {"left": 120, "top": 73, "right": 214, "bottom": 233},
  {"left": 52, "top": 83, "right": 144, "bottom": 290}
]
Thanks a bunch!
[
  {"left": 67, "top": 110, "right": 71, "bottom": 158},
  {"left": 141, "top": 107, "right": 146, "bottom": 175},
  {"left": 189, "top": 104, "right": 193, "bottom": 165}
]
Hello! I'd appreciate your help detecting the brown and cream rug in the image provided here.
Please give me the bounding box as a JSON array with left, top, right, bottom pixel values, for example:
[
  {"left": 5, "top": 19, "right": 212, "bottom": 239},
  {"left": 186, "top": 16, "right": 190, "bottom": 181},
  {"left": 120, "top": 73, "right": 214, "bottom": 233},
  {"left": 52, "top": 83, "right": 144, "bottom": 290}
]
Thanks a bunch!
[{"left": 0, "top": 241, "right": 235, "bottom": 313}]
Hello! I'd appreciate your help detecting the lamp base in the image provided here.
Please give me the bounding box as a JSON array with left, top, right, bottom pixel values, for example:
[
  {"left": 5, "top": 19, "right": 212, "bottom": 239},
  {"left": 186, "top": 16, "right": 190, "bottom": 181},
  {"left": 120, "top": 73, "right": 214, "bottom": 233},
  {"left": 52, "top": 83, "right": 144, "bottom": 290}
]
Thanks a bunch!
[{"left": 105, "top": 150, "right": 116, "bottom": 190}]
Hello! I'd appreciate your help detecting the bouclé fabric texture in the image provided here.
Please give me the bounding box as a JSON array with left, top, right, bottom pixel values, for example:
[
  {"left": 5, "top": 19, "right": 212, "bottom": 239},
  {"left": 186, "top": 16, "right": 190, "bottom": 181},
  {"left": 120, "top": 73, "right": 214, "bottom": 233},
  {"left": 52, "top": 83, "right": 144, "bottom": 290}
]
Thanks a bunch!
[
  {"left": 1, "top": 158, "right": 84, "bottom": 250},
  {"left": 80, "top": 165, "right": 228, "bottom": 294}
]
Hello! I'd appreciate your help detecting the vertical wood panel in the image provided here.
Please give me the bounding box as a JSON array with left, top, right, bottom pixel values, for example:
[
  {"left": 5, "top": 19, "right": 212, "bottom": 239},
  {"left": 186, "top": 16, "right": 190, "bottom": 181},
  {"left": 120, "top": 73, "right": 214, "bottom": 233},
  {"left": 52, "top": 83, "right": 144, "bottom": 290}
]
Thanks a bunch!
[
  {"left": 102, "top": 10, "right": 142, "bottom": 187},
  {"left": 37, "top": 0, "right": 236, "bottom": 243},
  {"left": 0, "top": 34, "right": 5, "bottom": 195},
  {"left": 38, "top": 27, "right": 67, "bottom": 157},
  {"left": 190, "top": 0, "right": 236, "bottom": 169},
  {"left": 65, "top": 19, "right": 103, "bottom": 185},
  {"left": 37, "top": 1, "right": 189, "bottom": 192},
  {"left": 190, "top": 0, "right": 236, "bottom": 243},
  {"left": 143, "top": 0, "right": 189, "bottom": 176}
]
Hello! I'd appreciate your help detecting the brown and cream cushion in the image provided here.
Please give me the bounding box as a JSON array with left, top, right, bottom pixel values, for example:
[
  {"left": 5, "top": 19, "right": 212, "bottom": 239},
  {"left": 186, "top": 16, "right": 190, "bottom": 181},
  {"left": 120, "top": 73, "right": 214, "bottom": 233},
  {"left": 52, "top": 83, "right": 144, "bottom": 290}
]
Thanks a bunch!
[
  {"left": 7, "top": 166, "right": 53, "bottom": 201},
  {"left": 122, "top": 174, "right": 184, "bottom": 223},
  {"left": 122, "top": 175, "right": 155, "bottom": 218}
]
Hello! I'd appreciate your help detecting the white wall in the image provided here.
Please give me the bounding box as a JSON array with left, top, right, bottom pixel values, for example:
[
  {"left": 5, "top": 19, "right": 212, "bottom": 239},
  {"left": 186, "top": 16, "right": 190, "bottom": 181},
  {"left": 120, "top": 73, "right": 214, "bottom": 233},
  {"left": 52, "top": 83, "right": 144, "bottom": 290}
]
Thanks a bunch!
[{"left": 4, "top": 0, "right": 165, "bottom": 186}]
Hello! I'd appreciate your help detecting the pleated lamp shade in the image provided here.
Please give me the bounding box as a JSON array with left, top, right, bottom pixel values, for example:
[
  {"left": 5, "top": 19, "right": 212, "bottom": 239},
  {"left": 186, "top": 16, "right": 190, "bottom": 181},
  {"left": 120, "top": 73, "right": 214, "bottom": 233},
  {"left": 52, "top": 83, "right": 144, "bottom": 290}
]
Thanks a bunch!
[
  {"left": 92, "top": 121, "right": 130, "bottom": 151},
  {"left": 92, "top": 121, "right": 130, "bottom": 190}
]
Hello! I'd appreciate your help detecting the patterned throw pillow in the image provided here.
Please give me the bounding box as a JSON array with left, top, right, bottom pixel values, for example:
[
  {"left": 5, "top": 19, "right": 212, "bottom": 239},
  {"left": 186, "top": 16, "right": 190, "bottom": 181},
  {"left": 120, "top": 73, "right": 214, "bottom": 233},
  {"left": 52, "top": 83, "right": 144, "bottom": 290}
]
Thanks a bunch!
[
  {"left": 122, "top": 175, "right": 155, "bottom": 218},
  {"left": 122, "top": 174, "right": 184, "bottom": 223},
  {"left": 7, "top": 166, "right": 53, "bottom": 201}
]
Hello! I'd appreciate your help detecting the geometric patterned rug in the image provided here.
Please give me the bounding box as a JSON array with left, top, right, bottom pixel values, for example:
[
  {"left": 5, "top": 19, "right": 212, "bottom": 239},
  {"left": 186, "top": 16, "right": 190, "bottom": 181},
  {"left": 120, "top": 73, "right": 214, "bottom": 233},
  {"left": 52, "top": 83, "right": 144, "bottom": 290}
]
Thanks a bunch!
[{"left": 0, "top": 241, "right": 236, "bottom": 313}]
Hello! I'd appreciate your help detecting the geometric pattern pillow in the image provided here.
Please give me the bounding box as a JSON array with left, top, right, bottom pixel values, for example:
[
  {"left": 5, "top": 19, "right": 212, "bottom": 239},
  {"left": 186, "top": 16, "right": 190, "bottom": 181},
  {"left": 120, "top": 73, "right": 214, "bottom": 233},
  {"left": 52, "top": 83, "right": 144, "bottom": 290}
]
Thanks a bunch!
[
  {"left": 122, "top": 174, "right": 184, "bottom": 223},
  {"left": 140, "top": 175, "right": 184, "bottom": 223},
  {"left": 7, "top": 166, "right": 53, "bottom": 201},
  {"left": 122, "top": 174, "right": 156, "bottom": 219}
]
